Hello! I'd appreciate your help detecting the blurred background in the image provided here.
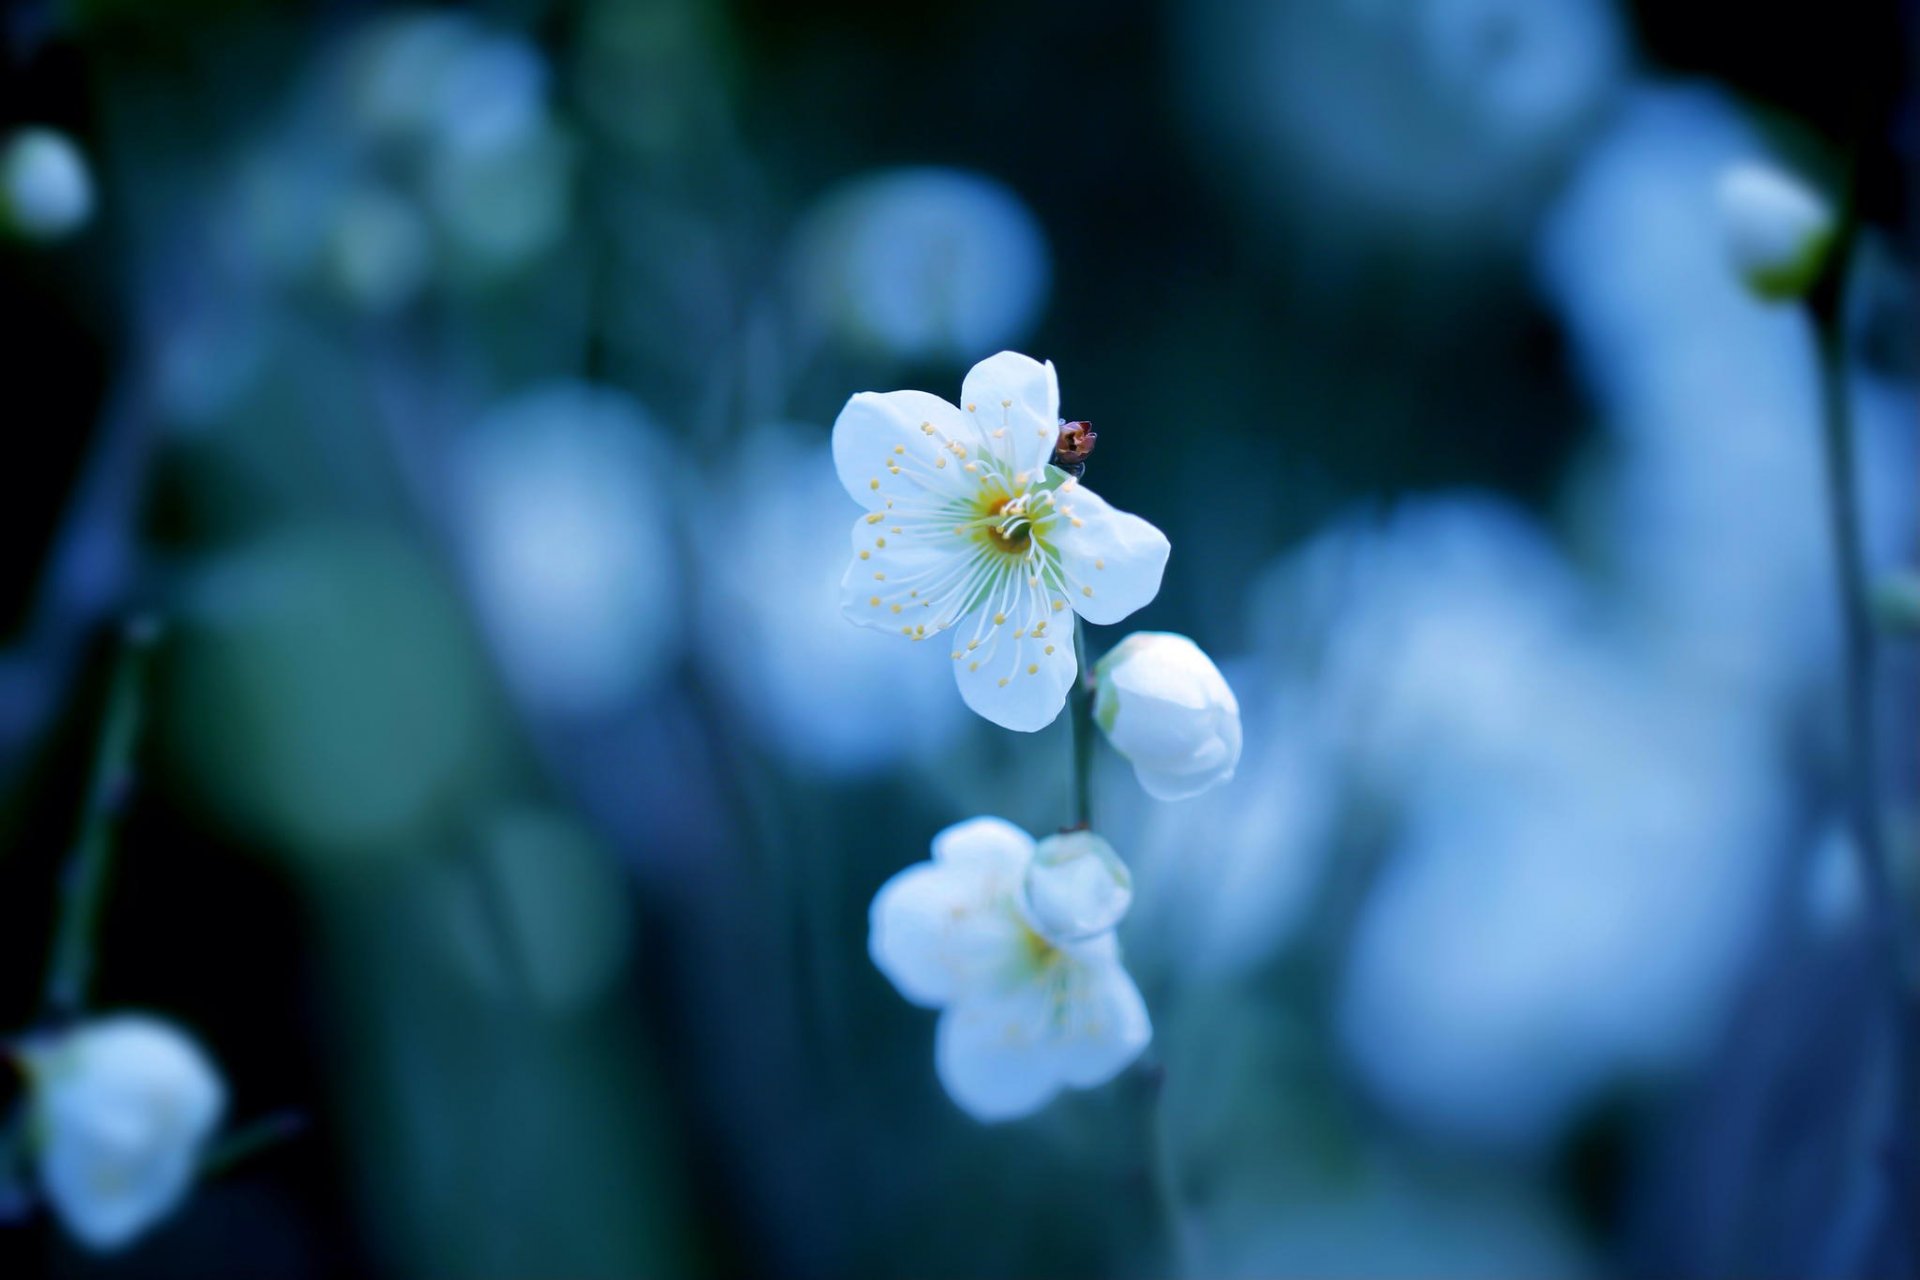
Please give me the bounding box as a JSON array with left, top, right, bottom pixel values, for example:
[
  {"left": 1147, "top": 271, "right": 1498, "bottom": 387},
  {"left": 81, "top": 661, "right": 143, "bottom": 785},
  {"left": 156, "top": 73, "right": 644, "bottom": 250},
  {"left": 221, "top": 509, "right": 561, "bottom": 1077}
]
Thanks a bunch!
[{"left": 1, "top": 0, "right": 1916, "bottom": 1275}]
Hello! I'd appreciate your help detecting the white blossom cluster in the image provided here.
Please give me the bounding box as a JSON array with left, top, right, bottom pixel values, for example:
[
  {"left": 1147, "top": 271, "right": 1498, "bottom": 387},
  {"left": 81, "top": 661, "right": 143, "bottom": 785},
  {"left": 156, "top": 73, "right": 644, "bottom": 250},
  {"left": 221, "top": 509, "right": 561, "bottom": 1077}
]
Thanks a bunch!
[{"left": 836, "top": 352, "right": 1241, "bottom": 1120}]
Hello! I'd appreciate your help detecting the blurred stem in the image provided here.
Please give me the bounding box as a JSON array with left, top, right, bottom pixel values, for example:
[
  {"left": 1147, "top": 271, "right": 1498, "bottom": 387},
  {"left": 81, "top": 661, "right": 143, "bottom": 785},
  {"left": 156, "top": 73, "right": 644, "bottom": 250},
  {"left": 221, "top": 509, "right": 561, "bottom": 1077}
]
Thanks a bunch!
[
  {"left": 1808, "top": 275, "right": 1894, "bottom": 943},
  {"left": 40, "top": 617, "right": 161, "bottom": 1025},
  {"left": 1071, "top": 620, "right": 1095, "bottom": 829},
  {"left": 1134, "top": 1063, "right": 1192, "bottom": 1279},
  {"left": 1806, "top": 220, "right": 1920, "bottom": 1260},
  {"left": 456, "top": 831, "right": 539, "bottom": 1007},
  {"left": 0, "top": 1107, "right": 33, "bottom": 1225},
  {"left": 201, "top": 1110, "right": 307, "bottom": 1179}
]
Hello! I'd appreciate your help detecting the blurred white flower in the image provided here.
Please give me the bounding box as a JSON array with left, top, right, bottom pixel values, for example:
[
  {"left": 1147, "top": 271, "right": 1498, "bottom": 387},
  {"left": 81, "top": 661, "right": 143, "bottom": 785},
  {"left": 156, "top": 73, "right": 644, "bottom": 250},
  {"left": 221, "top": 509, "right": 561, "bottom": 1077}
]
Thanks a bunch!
[
  {"left": 834, "top": 351, "right": 1170, "bottom": 732},
  {"left": 1094, "top": 632, "right": 1242, "bottom": 800},
  {"left": 1178, "top": 0, "right": 1624, "bottom": 244},
  {"left": 700, "top": 425, "right": 964, "bottom": 776},
  {"left": 794, "top": 167, "right": 1050, "bottom": 362},
  {"left": 1715, "top": 163, "right": 1835, "bottom": 302},
  {"left": 341, "top": 11, "right": 548, "bottom": 156},
  {"left": 1263, "top": 496, "right": 1783, "bottom": 1152},
  {"left": 19, "top": 1016, "right": 227, "bottom": 1252},
  {"left": 870, "top": 817, "right": 1151, "bottom": 1121},
  {"left": 1538, "top": 85, "right": 1916, "bottom": 703},
  {"left": 457, "top": 383, "right": 680, "bottom": 717},
  {"left": 1249, "top": 495, "right": 1595, "bottom": 794},
  {"left": 1, "top": 127, "right": 94, "bottom": 242}
]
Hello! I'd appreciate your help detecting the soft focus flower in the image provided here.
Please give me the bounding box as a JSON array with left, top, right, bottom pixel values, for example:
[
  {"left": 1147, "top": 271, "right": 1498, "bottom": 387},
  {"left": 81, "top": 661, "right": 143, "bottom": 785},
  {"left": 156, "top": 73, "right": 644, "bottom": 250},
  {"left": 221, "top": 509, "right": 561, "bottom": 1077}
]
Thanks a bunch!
[
  {"left": 1093, "top": 632, "right": 1242, "bottom": 800},
  {"left": 834, "top": 352, "right": 1170, "bottom": 732},
  {"left": 1248, "top": 495, "right": 1781, "bottom": 1152},
  {"left": 456, "top": 383, "right": 681, "bottom": 717},
  {"left": 341, "top": 11, "right": 548, "bottom": 156},
  {"left": 700, "top": 425, "right": 965, "bottom": 776},
  {"left": 1715, "top": 162, "right": 1836, "bottom": 302},
  {"left": 1178, "top": 0, "right": 1623, "bottom": 245},
  {"left": 869, "top": 817, "right": 1151, "bottom": 1121},
  {"left": 18, "top": 1016, "right": 227, "bottom": 1252},
  {"left": 794, "top": 168, "right": 1050, "bottom": 362},
  {"left": 1538, "top": 86, "right": 1916, "bottom": 703},
  {"left": 1, "top": 127, "right": 94, "bottom": 242}
]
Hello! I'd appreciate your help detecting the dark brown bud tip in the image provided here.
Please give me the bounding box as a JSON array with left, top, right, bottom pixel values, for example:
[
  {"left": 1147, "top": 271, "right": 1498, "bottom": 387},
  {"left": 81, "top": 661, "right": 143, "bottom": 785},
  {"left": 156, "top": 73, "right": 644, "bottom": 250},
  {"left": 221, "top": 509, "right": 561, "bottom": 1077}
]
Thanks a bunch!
[{"left": 1051, "top": 421, "right": 1096, "bottom": 477}]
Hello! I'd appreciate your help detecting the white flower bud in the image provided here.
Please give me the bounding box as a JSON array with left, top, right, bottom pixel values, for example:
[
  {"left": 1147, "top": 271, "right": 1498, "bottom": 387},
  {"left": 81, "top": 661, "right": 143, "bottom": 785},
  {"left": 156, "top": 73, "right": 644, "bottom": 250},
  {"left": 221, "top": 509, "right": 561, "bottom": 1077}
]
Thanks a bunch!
[
  {"left": 1716, "top": 162, "right": 1835, "bottom": 302},
  {"left": 19, "top": 1015, "right": 227, "bottom": 1252},
  {"left": 1093, "top": 632, "right": 1242, "bottom": 801},
  {"left": 1023, "top": 829, "right": 1133, "bottom": 943},
  {"left": 1, "top": 127, "right": 94, "bottom": 242}
]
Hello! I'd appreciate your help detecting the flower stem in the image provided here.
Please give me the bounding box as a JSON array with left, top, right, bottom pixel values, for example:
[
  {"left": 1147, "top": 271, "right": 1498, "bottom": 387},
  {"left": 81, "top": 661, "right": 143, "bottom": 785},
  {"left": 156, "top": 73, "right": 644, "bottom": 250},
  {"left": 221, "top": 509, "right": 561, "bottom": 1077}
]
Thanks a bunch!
[
  {"left": 1806, "top": 233, "right": 1920, "bottom": 1264},
  {"left": 1125, "top": 1061, "right": 1193, "bottom": 1278},
  {"left": 1810, "top": 288, "right": 1894, "bottom": 941},
  {"left": 1071, "top": 619, "right": 1095, "bottom": 829},
  {"left": 40, "top": 616, "right": 161, "bottom": 1026}
]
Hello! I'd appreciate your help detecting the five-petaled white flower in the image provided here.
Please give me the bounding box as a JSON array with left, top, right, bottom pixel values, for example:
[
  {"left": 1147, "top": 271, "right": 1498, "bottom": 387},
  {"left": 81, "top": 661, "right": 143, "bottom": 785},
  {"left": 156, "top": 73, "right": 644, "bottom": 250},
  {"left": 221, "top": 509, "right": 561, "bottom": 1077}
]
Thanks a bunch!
[
  {"left": 16, "top": 1014, "right": 227, "bottom": 1252},
  {"left": 833, "top": 352, "right": 1170, "bottom": 731},
  {"left": 869, "top": 816, "right": 1150, "bottom": 1122}
]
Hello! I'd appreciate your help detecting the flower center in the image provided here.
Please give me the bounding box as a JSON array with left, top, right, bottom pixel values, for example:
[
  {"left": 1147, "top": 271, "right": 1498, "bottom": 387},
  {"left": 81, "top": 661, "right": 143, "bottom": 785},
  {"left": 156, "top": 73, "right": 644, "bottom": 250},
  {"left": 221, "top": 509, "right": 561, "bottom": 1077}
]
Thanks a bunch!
[
  {"left": 988, "top": 495, "right": 1035, "bottom": 554},
  {"left": 964, "top": 482, "right": 1053, "bottom": 561}
]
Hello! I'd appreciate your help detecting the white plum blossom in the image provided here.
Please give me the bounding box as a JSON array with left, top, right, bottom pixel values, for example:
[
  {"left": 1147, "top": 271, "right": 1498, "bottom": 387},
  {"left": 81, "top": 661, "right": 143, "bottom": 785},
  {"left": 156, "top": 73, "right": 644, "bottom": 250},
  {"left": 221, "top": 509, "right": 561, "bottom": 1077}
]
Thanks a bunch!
[
  {"left": 17, "top": 1015, "right": 227, "bottom": 1251},
  {"left": 834, "top": 352, "right": 1170, "bottom": 732},
  {"left": 1093, "top": 631, "right": 1242, "bottom": 800},
  {"left": 1715, "top": 162, "right": 1835, "bottom": 302},
  {"left": 869, "top": 817, "right": 1151, "bottom": 1121}
]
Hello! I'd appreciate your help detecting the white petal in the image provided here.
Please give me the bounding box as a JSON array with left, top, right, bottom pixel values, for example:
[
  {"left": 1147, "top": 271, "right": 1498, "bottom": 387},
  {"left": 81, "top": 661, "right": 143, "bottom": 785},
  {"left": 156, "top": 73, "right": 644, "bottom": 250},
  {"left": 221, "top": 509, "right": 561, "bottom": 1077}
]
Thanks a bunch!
[
  {"left": 935, "top": 985, "right": 1065, "bottom": 1121},
  {"left": 831, "top": 389, "right": 984, "bottom": 510},
  {"left": 869, "top": 860, "right": 1028, "bottom": 1008},
  {"left": 1046, "top": 953, "right": 1153, "bottom": 1088},
  {"left": 932, "top": 947, "right": 1152, "bottom": 1121},
  {"left": 1049, "top": 482, "right": 1170, "bottom": 625},
  {"left": 958, "top": 351, "right": 1061, "bottom": 478},
  {"left": 839, "top": 511, "right": 970, "bottom": 636},
  {"left": 930, "top": 815, "right": 1036, "bottom": 873},
  {"left": 948, "top": 569, "right": 1077, "bottom": 732},
  {"left": 26, "top": 1016, "right": 227, "bottom": 1252}
]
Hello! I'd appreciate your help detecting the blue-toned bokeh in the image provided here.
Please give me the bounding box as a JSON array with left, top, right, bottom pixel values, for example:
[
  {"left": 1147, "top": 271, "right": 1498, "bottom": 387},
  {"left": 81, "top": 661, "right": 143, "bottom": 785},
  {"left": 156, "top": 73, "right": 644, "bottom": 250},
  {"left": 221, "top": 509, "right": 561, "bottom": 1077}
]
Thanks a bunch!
[{"left": 1, "top": 0, "right": 1914, "bottom": 1276}]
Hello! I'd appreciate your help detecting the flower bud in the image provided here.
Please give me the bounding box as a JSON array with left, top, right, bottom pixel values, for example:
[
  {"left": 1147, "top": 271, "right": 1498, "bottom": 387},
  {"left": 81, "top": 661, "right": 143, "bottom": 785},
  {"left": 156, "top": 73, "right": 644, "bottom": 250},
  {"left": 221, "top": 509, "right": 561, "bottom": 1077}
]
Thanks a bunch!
[
  {"left": 1715, "top": 162, "right": 1835, "bottom": 302},
  {"left": 1094, "top": 632, "right": 1242, "bottom": 801},
  {"left": 1023, "top": 829, "right": 1132, "bottom": 943},
  {"left": 17, "top": 1015, "right": 227, "bottom": 1251},
  {"left": 1, "top": 127, "right": 94, "bottom": 243}
]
